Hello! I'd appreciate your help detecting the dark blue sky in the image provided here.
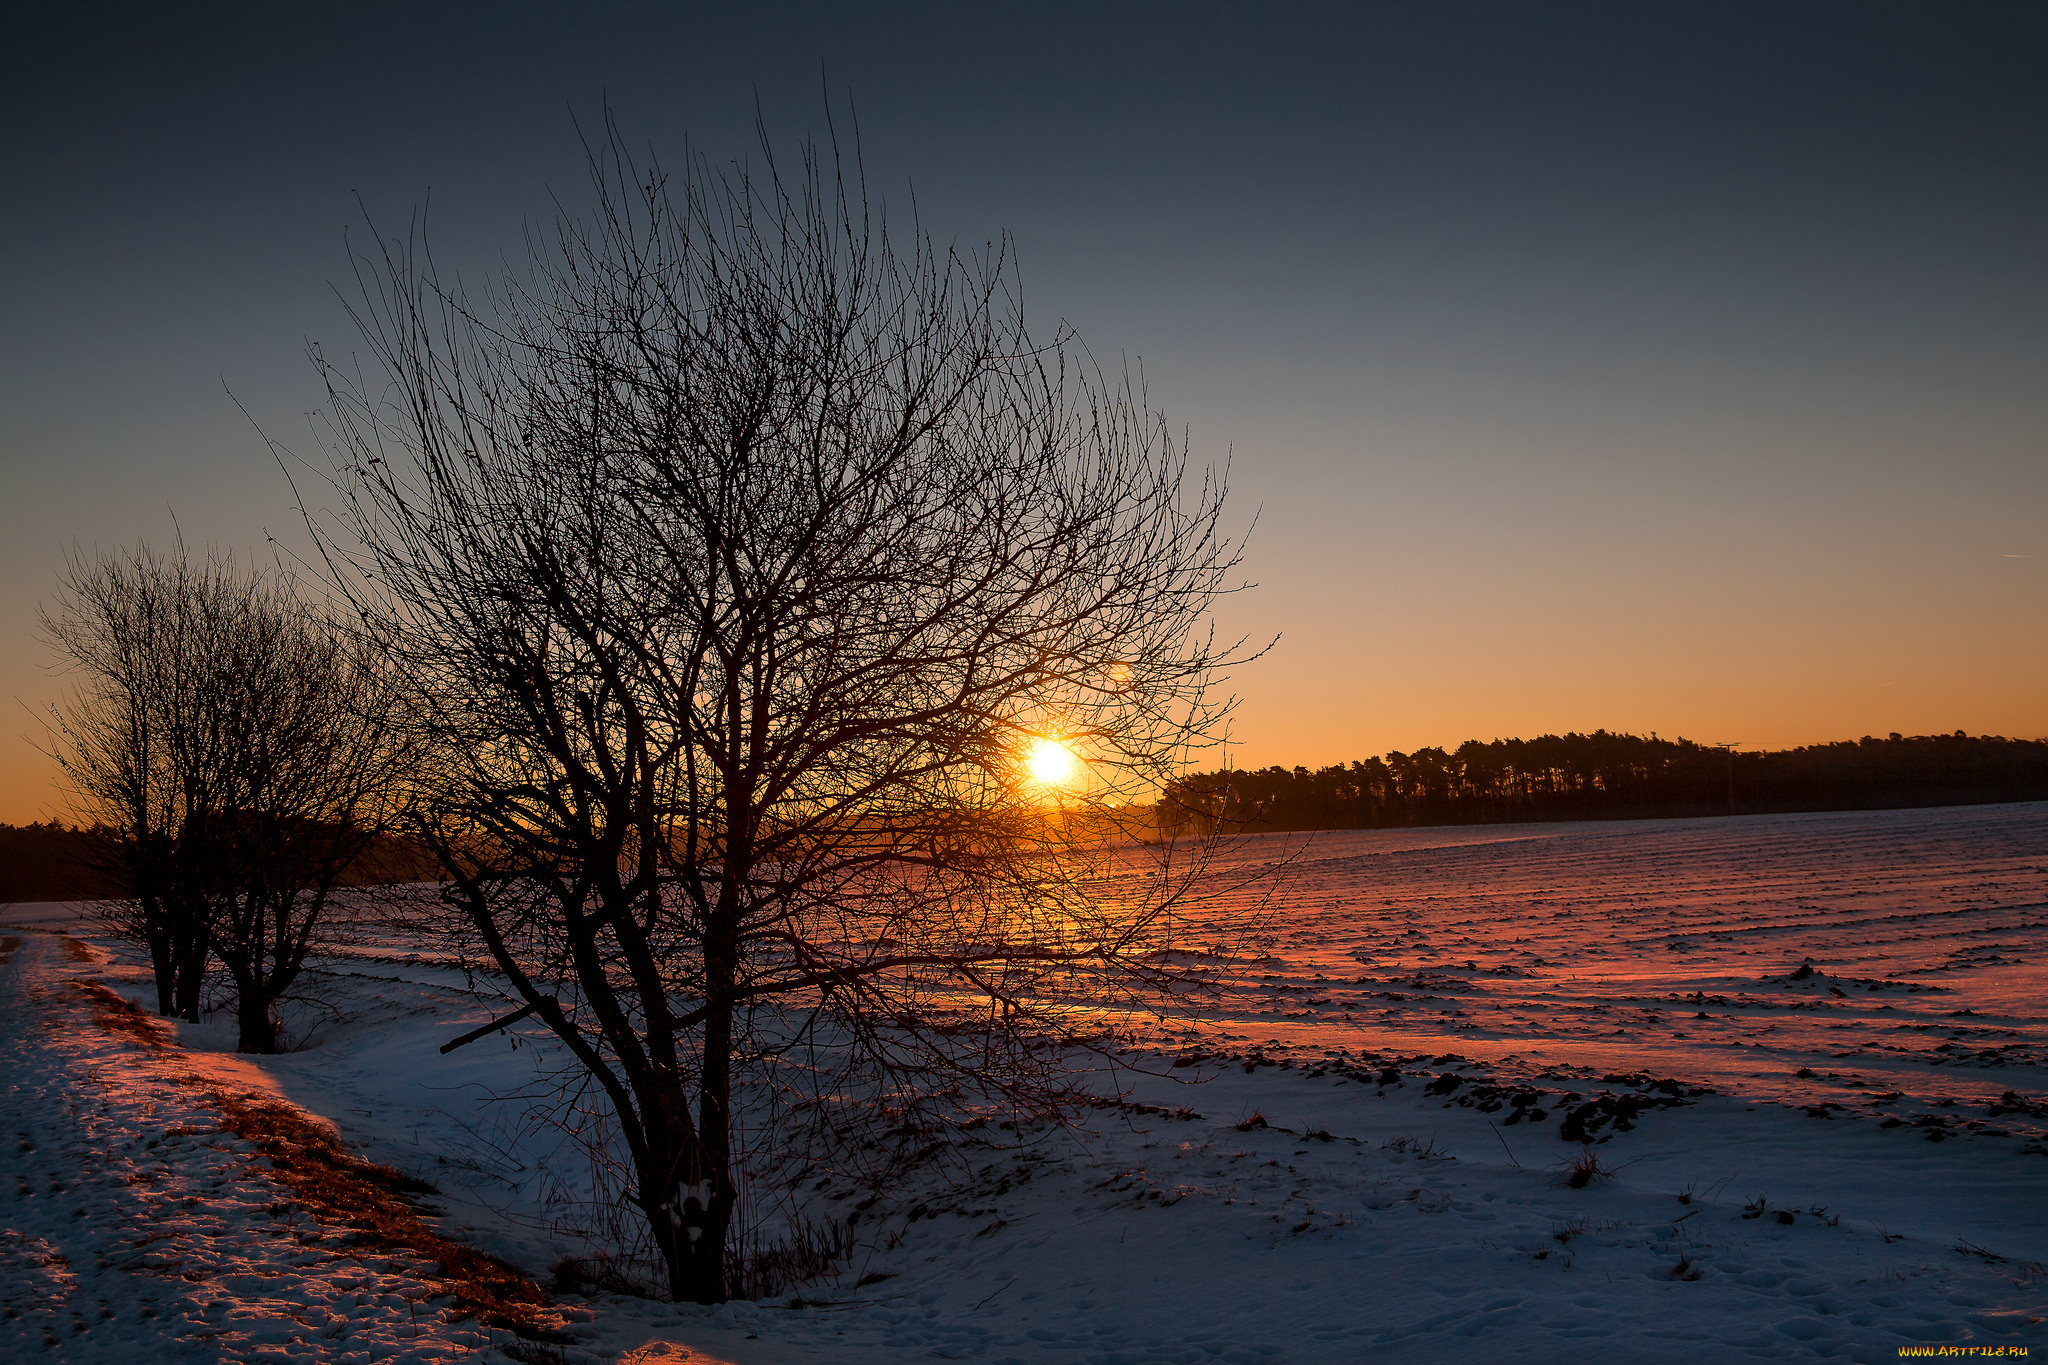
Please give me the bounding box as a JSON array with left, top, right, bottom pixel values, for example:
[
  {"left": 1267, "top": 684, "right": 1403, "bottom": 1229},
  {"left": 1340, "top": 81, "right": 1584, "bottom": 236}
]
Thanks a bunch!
[{"left": 5, "top": 2, "right": 2044, "bottom": 817}]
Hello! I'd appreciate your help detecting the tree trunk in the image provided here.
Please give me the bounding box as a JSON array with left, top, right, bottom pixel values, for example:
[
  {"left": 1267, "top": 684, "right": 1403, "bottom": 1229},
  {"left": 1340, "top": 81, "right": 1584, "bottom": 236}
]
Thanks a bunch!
[
  {"left": 688, "top": 992, "right": 735, "bottom": 1302},
  {"left": 644, "top": 1087, "right": 724, "bottom": 1303},
  {"left": 233, "top": 975, "right": 277, "bottom": 1052},
  {"left": 143, "top": 898, "right": 176, "bottom": 1017},
  {"left": 644, "top": 959, "right": 736, "bottom": 1304},
  {"left": 172, "top": 923, "right": 209, "bottom": 1024}
]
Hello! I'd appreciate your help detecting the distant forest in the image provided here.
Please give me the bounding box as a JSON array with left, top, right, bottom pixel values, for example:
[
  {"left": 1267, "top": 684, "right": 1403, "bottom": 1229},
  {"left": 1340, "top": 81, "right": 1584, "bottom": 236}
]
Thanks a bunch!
[
  {"left": 0, "top": 823, "right": 438, "bottom": 905},
  {"left": 1159, "top": 731, "right": 2048, "bottom": 836}
]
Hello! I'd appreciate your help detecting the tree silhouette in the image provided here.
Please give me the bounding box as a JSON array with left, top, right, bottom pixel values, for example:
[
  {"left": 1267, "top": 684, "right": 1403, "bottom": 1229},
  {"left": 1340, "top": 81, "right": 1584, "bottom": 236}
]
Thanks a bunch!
[
  {"left": 302, "top": 112, "right": 1249, "bottom": 1302},
  {"left": 40, "top": 543, "right": 411, "bottom": 1046}
]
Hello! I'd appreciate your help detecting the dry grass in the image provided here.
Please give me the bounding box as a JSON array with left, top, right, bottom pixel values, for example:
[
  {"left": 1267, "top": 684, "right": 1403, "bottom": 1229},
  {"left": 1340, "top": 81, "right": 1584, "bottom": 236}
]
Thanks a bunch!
[
  {"left": 71, "top": 979, "right": 173, "bottom": 1051},
  {"left": 1381, "top": 1133, "right": 1447, "bottom": 1160},
  {"left": 551, "top": 1251, "right": 660, "bottom": 1298},
  {"left": 1563, "top": 1145, "right": 1613, "bottom": 1189},
  {"left": 71, "top": 976, "right": 563, "bottom": 1340},
  {"left": 211, "top": 1090, "right": 563, "bottom": 1339},
  {"left": 726, "top": 1214, "right": 854, "bottom": 1302}
]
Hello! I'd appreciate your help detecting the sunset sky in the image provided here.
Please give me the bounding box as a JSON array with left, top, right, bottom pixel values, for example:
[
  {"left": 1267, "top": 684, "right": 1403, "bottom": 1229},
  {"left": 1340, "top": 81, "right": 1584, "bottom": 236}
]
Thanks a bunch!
[{"left": 3, "top": 1, "right": 2043, "bottom": 824}]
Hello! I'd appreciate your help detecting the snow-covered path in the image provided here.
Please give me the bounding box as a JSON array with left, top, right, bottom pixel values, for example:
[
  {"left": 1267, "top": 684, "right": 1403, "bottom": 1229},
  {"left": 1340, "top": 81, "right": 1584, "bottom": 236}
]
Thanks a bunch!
[{"left": 0, "top": 931, "right": 498, "bottom": 1364}]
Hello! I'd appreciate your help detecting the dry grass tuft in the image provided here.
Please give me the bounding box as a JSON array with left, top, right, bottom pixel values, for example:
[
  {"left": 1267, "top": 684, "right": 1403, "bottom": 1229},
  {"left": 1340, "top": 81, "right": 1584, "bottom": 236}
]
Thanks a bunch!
[
  {"left": 1381, "top": 1133, "right": 1447, "bottom": 1160},
  {"left": 60, "top": 937, "right": 93, "bottom": 963},
  {"left": 726, "top": 1214, "right": 854, "bottom": 1302},
  {"left": 1563, "top": 1145, "right": 1612, "bottom": 1189}
]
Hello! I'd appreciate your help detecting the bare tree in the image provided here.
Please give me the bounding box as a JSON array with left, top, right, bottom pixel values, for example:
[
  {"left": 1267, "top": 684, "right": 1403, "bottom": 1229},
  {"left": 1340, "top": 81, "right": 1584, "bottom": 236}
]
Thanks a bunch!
[
  {"left": 301, "top": 113, "right": 1251, "bottom": 1302},
  {"left": 201, "top": 605, "right": 415, "bottom": 1052},
  {"left": 42, "top": 543, "right": 247, "bottom": 1020},
  {"left": 41, "top": 543, "right": 412, "bottom": 1048}
]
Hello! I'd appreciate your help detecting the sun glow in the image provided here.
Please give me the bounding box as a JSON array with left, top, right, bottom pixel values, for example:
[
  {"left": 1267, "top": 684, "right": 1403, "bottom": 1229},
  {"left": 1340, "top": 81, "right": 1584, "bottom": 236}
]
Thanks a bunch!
[{"left": 1024, "top": 736, "right": 1080, "bottom": 788}]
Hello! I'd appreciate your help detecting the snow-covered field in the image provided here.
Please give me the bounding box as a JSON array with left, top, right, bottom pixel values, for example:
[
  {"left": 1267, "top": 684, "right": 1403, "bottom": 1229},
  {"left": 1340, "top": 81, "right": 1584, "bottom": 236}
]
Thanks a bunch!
[
  {"left": 1122, "top": 801, "right": 2048, "bottom": 1113},
  {"left": 4, "top": 803, "right": 2045, "bottom": 1363}
]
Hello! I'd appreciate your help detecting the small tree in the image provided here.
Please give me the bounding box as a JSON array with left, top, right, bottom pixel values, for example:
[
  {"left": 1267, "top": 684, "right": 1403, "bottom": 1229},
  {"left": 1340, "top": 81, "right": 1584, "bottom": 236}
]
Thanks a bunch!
[
  {"left": 201, "top": 603, "right": 415, "bottom": 1052},
  {"left": 306, "top": 114, "right": 1250, "bottom": 1301},
  {"left": 42, "top": 543, "right": 411, "bottom": 1048},
  {"left": 42, "top": 543, "right": 247, "bottom": 1019}
]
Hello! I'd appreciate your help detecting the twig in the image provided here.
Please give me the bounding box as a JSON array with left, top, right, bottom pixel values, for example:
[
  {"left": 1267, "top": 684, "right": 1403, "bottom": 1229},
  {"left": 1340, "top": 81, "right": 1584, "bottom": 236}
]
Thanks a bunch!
[
  {"left": 1487, "top": 1120, "right": 1522, "bottom": 1168},
  {"left": 438, "top": 998, "right": 551, "bottom": 1054}
]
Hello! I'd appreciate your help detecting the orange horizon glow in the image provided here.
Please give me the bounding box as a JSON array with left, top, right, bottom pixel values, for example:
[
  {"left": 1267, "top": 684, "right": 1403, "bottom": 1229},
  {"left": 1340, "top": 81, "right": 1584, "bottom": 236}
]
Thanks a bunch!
[{"left": 7, "top": 708, "right": 2048, "bottom": 828}]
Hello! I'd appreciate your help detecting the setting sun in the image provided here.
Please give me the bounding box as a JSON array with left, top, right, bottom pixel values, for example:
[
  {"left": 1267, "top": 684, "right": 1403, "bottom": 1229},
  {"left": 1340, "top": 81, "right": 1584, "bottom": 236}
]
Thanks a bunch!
[{"left": 1024, "top": 737, "right": 1080, "bottom": 788}]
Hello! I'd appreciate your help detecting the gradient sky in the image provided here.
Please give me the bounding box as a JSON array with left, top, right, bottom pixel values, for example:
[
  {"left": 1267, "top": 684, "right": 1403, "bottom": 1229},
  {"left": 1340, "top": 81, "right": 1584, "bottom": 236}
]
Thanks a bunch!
[{"left": 3, "top": 1, "right": 2044, "bottom": 824}]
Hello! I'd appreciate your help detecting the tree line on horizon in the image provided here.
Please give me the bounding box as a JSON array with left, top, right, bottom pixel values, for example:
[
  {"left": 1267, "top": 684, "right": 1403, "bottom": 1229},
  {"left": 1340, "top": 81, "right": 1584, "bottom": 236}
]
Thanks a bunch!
[
  {"left": 1159, "top": 729, "right": 2048, "bottom": 835},
  {"left": 0, "top": 821, "right": 438, "bottom": 905}
]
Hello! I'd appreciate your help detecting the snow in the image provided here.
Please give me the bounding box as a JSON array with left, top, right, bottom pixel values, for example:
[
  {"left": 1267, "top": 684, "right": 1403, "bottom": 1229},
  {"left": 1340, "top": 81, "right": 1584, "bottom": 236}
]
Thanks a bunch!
[
  {"left": 0, "top": 932, "right": 499, "bottom": 1362},
  {"left": 1093, "top": 801, "right": 2048, "bottom": 1112},
  {"left": 4, "top": 802, "right": 2045, "bottom": 1363}
]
